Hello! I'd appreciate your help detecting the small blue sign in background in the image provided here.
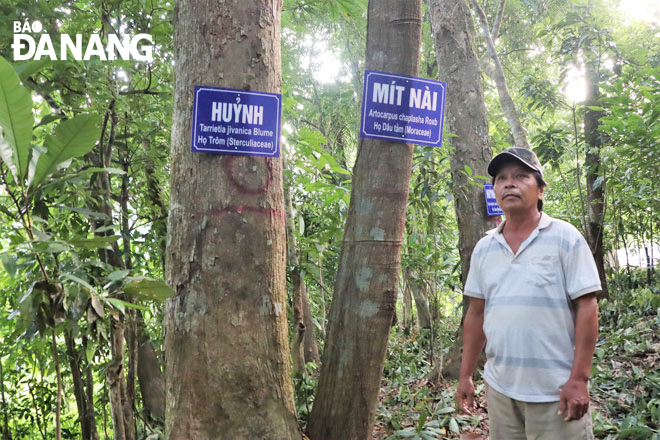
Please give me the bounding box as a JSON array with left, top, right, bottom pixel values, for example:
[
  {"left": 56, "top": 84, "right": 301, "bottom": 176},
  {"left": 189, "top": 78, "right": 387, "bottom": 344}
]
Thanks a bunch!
[
  {"left": 191, "top": 85, "right": 281, "bottom": 157},
  {"left": 360, "top": 70, "right": 446, "bottom": 147},
  {"left": 484, "top": 184, "right": 504, "bottom": 216}
]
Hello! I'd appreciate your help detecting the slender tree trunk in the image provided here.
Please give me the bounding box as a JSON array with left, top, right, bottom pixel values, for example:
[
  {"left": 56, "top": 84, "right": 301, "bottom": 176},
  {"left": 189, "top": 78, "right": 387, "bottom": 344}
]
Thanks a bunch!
[
  {"left": 491, "top": 0, "right": 506, "bottom": 42},
  {"left": 140, "top": 139, "right": 169, "bottom": 273},
  {"left": 427, "top": 0, "right": 493, "bottom": 380},
  {"left": 291, "top": 270, "right": 307, "bottom": 374},
  {"left": 108, "top": 318, "right": 127, "bottom": 440},
  {"left": 300, "top": 282, "right": 320, "bottom": 364},
  {"left": 405, "top": 268, "right": 432, "bottom": 329},
  {"left": 584, "top": 61, "right": 608, "bottom": 298},
  {"left": 118, "top": 149, "right": 167, "bottom": 425},
  {"left": 307, "top": 2, "right": 422, "bottom": 438},
  {"left": 470, "top": 0, "right": 529, "bottom": 149},
  {"left": 283, "top": 150, "right": 320, "bottom": 372},
  {"left": 89, "top": 103, "right": 136, "bottom": 440},
  {"left": 164, "top": 1, "right": 300, "bottom": 438},
  {"left": 50, "top": 330, "right": 62, "bottom": 440},
  {"left": 65, "top": 332, "right": 99, "bottom": 440},
  {"left": 136, "top": 314, "right": 165, "bottom": 423},
  {"left": 81, "top": 336, "right": 100, "bottom": 440},
  {"left": 0, "top": 354, "right": 12, "bottom": 440},
  {"left": 26, "top": 375, "right": 46, "bottom": 440},
  {"left": 119, "top": 149, "right": 139, "bottom": 437}
]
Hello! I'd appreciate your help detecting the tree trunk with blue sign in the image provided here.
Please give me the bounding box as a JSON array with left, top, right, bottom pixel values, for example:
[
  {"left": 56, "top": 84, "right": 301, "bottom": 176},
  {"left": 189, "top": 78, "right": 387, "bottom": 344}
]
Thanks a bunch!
[
  {"left": 426, "top": 0, "right": 493, "bottom": 380},
  {"left": 163, "top": 1, "right": 300, "bottom": 439},
  {"left": 307, "top": 1, "right": 423, "bottom": 439}
]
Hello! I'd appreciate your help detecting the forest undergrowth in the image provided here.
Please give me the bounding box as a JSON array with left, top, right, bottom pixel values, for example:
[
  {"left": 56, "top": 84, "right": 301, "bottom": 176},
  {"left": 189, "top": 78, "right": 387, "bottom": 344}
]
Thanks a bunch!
[{"left": 363, "top": 272, "right": 660, "bottom": 440}]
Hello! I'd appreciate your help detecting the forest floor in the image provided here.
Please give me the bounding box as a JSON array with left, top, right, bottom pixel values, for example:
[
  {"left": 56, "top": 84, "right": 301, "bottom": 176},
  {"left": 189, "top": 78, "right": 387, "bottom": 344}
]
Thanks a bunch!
[{"left": 370, "top": 283, "right": 660, "bottom": 440}]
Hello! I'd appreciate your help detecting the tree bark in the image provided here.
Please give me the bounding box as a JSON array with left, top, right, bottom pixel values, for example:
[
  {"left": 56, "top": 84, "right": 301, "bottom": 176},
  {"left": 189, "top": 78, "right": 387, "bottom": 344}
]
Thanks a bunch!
[
  {"left": 108, "top": 317, "right": 127, "bottom": 440},
  {"left": 405, "top": 268, "right": 432, "bottom": 329},
  {"left": 300, "top": 282, "right": 320, "bottom": 364},
  {"left": 0, "top": 354, "right": 12, "bottom": 440},
  {"left": 283, "top": 150, "right": 320, "bottom": 372},
  {"left": 89, "top": 103, "right": 136, "bottom": 440},
  {"left": 65, "top": 332, "right": 100, "bottom": 440},
  {"left": 426, "top": 0, "right": 493, "bottom": 380},
  {"left": 307, "top": 2, "right": 422, "bottom": 439},
  {"left": 470, "top": 0, "right": 529, "bottom": 149},
  {"left": 50, "top": 331, "right": 62, "bottom": 440},
  {"left": 164, "top": 0, "right": 300, "bottom": 438},
  {"left": 584, "top": 60, "right": 608, "bottom": 298},
  {"left": 136, "top": 314, "right": 165, "bottom": 423},
  {"left": 81, "top": 336, "right": 100, "bottom": 440},
  {"left": 140, "top": 139, "right": 169, "bottom": 273}
]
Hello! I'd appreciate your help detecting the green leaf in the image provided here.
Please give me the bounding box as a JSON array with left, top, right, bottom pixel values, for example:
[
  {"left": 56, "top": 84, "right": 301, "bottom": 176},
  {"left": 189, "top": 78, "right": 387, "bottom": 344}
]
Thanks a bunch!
[
  {"left": 106, "top": 297, "right": 150, "bottom": 312},
  {"left": 0, "top": 254, "right": 18, "bottom": 277},
  {"left": 108, "top": 269, "right": 131, "bottom": 282},
  {"left": 68, "top": 235, "right": 119, "bottom": 250},
  {"left": 55, "top": 205, "right": 110, "bottom": 220},
  {"left": 35, "top": 113, "right": 65, "bottom": 128},
  {"left": 448, "top": 418, "right": 459, "bottom": 434},
  {"left": 592, "top": 176, "right": 604, "bottom": 190},
  {"left": 61, "top": 273, "right": 97, "bottom": 293},
  {"left": 416, "top": 409, "right": 429, "bottom": 433},
  {"left": 586, "top": 105, "right": 606, "bottom": 111},
  {"left": 29, "top": 114, "right": 102, "bottom": 188},
  {"left": 0, "top": 56, "right": 32, "bottom": 183},
  {"left": 13, "top": 59, "right": 49, "bottom": 81},
  {"left": 617, "top": 426, "right": 654, "bottom": 439},
  {"left": 122, "top": 276, "right": 174, "bottom": 301},
  {"left": 85, "top": 343, "right": 95, "bottom": 362}
]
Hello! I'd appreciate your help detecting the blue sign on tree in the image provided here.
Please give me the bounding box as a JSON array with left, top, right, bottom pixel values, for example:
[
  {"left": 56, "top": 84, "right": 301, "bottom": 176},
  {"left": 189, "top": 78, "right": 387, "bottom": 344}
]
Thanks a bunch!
[
  {"left": 360, "top": 70, "right": 447, "bottom": 147},
  {"left": 484, "top": 184, "right": 504, "bottom": 216},
  {"left": 191, "top": 85, "right": 281, "bottom": 157}
]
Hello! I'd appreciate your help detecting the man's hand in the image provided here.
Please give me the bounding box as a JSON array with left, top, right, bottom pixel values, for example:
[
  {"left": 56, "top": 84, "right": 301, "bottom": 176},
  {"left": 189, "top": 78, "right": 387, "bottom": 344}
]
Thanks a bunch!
[
  {"left": 455, "top": 377, "right": 477, "bottom": 415},
  {"left": 558, "top": 377, "right": 589, "bottom": 421}
]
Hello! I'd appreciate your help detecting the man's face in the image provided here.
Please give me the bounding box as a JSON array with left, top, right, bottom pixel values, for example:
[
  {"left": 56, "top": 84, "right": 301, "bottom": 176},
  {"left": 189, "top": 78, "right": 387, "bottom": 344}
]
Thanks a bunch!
[{"left": 493, "top": 162, "right": 543, "bottom": 214}]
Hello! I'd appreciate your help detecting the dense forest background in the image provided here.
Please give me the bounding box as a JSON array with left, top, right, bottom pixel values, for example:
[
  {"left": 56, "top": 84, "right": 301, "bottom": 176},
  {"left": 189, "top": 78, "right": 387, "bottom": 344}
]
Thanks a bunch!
[{"left": 0, "top": 0, "right": 659, "bottom": 439}]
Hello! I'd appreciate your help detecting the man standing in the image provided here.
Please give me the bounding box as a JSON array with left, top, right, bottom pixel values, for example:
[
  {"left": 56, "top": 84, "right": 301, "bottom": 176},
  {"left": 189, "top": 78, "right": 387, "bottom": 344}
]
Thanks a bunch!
[{"left": 455, "top": 147, "right": 600, "bottom": 439}]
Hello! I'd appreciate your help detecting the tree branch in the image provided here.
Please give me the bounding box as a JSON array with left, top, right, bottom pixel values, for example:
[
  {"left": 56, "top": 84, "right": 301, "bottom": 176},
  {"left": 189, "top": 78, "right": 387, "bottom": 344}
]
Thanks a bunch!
[
  {"left": 470, "top": 0, "right": 529, "bottom": 149},
  {"left": 491, "top": 0, "right": 506, "bottom": 42}
]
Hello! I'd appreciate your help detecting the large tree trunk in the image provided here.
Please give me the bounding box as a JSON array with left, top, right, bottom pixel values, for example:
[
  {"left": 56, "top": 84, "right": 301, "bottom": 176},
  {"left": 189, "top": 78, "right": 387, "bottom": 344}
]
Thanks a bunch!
[
  {"left": 427, "top": 0, "right": 493, "bottom": 380},
  {"left": 584, "top": 61, "right": 608, "bottom": 298},
  {"left": 164, "top": 1, "right": 300, "bottom": 438},
  {"left": 307, "top": 2, "right": 422, "bottom": 439}
]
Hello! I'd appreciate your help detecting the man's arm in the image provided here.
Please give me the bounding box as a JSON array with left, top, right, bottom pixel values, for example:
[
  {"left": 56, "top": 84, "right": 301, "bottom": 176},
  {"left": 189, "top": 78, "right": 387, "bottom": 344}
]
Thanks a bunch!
[
  {"left": 559, "top": 292, "right": 599, "bottom": 421},
  {"left": 455, "top": 297, "right": 486, "bottom": 415}
]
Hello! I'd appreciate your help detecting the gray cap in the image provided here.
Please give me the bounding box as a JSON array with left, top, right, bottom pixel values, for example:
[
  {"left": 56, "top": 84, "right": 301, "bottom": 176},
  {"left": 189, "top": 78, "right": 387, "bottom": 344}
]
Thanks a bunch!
[{"left": 488, "top": 147, "right": 546, "bottom": 185}]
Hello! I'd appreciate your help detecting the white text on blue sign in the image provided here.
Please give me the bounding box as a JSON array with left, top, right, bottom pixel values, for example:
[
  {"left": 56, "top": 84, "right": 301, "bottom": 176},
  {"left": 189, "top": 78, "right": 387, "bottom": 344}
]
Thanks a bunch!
[
  {"left": 191, "top": 86, "right": 281, "bottom": 157},
  {"left": 484, "top": 184, "right": 504, "bottom": 216},
  {"left": 360, "top": 70, "right": 446, "bottom": 147}
]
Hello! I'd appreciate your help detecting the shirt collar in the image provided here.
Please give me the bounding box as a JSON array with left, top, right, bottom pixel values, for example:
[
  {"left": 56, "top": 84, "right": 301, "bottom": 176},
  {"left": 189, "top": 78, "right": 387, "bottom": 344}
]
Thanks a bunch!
[{"left": 487, "top": 212, "right": 553, "bottom": 236}]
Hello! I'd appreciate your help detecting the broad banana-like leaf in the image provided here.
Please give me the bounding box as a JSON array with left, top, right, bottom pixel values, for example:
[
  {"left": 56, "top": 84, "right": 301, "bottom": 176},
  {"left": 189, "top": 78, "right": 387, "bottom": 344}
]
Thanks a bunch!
[
  {"left": 29, "top": 114, "right": 101, "bottom": 188},
  {"left": 0, "top": 56, "right": 32, "bottom": 182}
]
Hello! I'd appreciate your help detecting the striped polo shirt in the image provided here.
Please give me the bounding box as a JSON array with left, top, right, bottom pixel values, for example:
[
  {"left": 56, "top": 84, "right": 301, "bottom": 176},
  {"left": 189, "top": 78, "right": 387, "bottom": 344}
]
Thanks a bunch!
[{"left": 464, "top": 213, "right": 601, "bottom": 402}]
